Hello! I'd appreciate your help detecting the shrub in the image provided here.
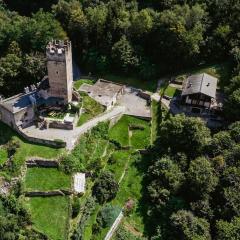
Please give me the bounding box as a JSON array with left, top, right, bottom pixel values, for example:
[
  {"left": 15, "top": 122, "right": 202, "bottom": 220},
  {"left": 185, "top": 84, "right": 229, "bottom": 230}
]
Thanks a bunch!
[
  {"left": 59, "top": 155, "right": 84, "bottom": 174},
  {"left": 72, "top": 196, "right": 81, "bottom": 218},
  {"left": 92, "top": 171, "right": 119, "bottom": 204},
  {"left": 97, "top": 204, "right": 121, "bottom": 228},
  {"left": 6, "top": 139, "right": 20, "bottom": 157}
]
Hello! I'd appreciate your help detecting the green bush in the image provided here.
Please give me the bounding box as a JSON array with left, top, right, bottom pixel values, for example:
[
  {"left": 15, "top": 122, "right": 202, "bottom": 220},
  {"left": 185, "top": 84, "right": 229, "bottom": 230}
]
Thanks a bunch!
[
  {"left": 97, "top": 204, "right": 121, "bottom": 228},
  {"left": 92, "top": 171, "right": 119, "bottom": 204},
  {"left": 72, "top": 196, "right": 81, "bottom": 218}
]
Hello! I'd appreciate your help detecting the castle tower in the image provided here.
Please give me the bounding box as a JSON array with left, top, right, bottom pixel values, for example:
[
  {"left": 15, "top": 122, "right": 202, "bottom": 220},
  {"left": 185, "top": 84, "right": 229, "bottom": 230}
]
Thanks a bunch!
[{"left": 46, "top": 40, "right": 73, "bottom": 103}]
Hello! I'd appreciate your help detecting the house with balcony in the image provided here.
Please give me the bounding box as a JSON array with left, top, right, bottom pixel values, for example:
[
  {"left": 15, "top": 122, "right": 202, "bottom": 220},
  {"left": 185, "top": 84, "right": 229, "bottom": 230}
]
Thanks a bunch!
[{"left": 181, "top": 73, "right": 218, "bottom": 114}]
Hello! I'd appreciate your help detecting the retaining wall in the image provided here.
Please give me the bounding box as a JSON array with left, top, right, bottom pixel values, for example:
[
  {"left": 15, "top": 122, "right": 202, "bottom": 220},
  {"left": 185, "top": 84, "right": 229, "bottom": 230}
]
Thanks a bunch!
[
  {"left": 16, "top": 127, "right": 66, "bottom": 148},
  {"left": 25, "top": 189, "right": 72, "bottom": 197},
  {"left": 26, "top": 158, "right": 59, "bottom": 168}
]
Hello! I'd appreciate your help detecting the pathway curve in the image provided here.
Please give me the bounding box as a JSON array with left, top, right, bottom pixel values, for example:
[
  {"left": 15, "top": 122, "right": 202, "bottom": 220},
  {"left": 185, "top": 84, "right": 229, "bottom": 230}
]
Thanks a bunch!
[
  {"left": 21, "top": 106, "right": 125, "bottom": 151},
  {"left": 68, "top": 106, "right": 125, "bottom": 150}
]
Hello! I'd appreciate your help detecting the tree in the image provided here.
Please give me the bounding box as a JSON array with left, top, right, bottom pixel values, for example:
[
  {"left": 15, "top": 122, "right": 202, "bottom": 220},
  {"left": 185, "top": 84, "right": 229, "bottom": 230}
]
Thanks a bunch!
[
  {"left": 208, "top": 131, "right": 235, "bottom": 157},
  {"left": 92, "top": 171, "right": 119, "bottom": 204},
  {"left": 216, "top": 217, "right": 240, "bottom": 240},
  {"left": 222, "top": 167, "right": 240, "bottom": 216},
  {"left": 151, "top": 4, "right": 207, "bottom": 70},
  {"left": 0, "top": 215, "right": 19, "bottom": 240},
  {"left": 187, "top": 157, "right": 218, "bottom": 199},
  {"left": 130, "top": 9, "right": 153, "bottom": 37},
  {"left": 148, "top": 157, "right": 184, "bottom": 199},
  {"left": 229, "top": 121, "right": 240, "bottom": 143},
  {"left": 111, "top": 35, "right": 139, "bottom": 72},
  {"left": 170, "top": 210, "right": 211, "bottom": 240},
  {"left": 158, "top": 114, "right": 211, "bottom": 157}
]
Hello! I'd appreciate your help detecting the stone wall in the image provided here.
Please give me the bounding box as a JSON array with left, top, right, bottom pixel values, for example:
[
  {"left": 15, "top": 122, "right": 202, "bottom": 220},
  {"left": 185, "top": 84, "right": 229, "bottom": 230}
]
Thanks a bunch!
[
  {"left": 25, "top": 189, "right": 72, "bottom": 197},
  {"left": 49, "top": 121, "right": 73, "bottom": 130},
  {"left": 16, "top": 127, "right": 66, "bottom": 148},
  {"left": 26, "top": 158, "right": 59, "bottom": 168}
]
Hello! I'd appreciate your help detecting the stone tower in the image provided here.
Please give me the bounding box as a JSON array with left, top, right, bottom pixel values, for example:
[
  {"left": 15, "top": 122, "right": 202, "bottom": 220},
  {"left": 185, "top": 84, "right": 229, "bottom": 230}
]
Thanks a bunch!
[{"left": 46, "top": 40, "right": 73, "bottom": 103}]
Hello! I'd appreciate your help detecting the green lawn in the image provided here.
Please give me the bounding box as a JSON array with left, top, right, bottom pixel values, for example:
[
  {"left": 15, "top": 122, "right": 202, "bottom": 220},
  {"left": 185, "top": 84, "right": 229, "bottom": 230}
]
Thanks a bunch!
[
  {"left": 0, "top": 147, "right": 7, "bottom": 166},
  {"left": 24, "top": 168, "right": 71, "bottom": 191},
  {"left": 131, "top": 127, "right": 150, "bottom": 149},
  {"left": 160, "top": 85, "right": 181, "bottom": 98},
  {"left": 103, "top": 74, "right": 157, "bottom": 92},
  {"left": 78, "top": 95, "right": 105, "bottom": 126},
  {"left": 109, "top": 115, "right": 150, "bottom": 148},
  {"left": 106, "top": 150, "right": 131, "bottom": 182},
  {"left": 27, "top": 196, "right": 70, "bottom": 240},
  {"left": 0, "top": 122, "right": 64, "bottom": 177},
  {"left": 111, "top": 154, "right": 145, "bottom": 234},
  {"left": 74, "top": 78, "right": 94, "bottom": 90}
]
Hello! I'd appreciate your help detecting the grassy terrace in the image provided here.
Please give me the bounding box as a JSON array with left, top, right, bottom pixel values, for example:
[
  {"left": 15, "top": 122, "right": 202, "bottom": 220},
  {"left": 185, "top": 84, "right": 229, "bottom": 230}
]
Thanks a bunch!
[
  {"left": 109, "top": 115, "right": 150, "bottom": 149},
  {"left": 0, "top": 122, "right": 64, "bottom": 177},
  {"left": 74, "top": 78, "right": 94, "bottom": 90},
  {"left": 78, "top": 94, "right": 105, "bottom": 126},
  {"left": 89, "top": 117, "right": 151, "bottom": 239},
  {"left": 27, "top": 196, "right": 70, "bottom": 240},
  {"left": 106, "top": 150, "right": 132, "bottom": 182},
  {"left": 24, "top": 168, "right": 71, "bottom": 191}
]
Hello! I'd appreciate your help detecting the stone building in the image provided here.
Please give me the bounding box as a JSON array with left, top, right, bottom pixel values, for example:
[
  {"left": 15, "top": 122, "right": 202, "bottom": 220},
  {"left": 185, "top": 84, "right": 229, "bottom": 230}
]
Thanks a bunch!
[
  {"left": 46, "top": 40, "right": 73, "bottom": 103},
  {"left": 0, "top": 40, "right": 74, "bottom": 130}
]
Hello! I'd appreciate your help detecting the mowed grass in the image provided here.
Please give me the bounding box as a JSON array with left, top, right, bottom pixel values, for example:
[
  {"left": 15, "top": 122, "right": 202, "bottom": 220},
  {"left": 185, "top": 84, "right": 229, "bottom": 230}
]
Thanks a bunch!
[
  {"left": 24, "top": 168, "right": 71, "bottom": 191},
  {"left": 74, "top": 78, "right": 94, "bottom": 90},
  {"left": 0, "top": 122, "right": 64, "bottom": 177},
  {"left": 109, "top": 115, "right": 150, "bottom": 148},
  {"left": 27, "top": 196, "right": 70, "bottom": 240},
  {"left": 103, "top": 74, "right": 157, "bottom": 92},
  {"left": 131, "top": 126, "right": 150, "bottom": 149},
  {"left": 78, "top": 95, "right": 105, "bottom": 126},
  {"left": 106, "top": 150, "right": 131, "bottom": 182}
]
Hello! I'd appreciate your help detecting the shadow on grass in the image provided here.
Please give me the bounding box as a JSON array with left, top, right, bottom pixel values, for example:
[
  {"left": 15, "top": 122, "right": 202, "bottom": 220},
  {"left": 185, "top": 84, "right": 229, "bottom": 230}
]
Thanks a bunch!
[{"left": 134, "top": 149, "right": 161, "bottom": 237}]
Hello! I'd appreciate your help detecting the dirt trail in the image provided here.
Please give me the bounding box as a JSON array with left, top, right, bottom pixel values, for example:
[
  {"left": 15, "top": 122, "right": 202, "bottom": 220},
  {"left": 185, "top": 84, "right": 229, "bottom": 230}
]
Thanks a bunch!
[{"left": 124, "top": 222, "right": 143, "bottom": 238}]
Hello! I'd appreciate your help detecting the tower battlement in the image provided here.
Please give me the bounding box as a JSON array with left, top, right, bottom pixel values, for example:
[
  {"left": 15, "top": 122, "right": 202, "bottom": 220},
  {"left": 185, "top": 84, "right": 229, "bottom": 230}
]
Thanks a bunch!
[
  {"left": 46, "top": 40, "right": 71, "bottom": 62},
  {"left": 46, "top": 40, "right": 73, "bottom": 103}
]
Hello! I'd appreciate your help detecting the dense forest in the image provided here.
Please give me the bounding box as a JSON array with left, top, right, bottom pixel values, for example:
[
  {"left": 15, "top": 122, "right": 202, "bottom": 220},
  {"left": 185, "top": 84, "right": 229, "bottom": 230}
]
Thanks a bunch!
[
  {"left": 0, "top": 0, "right": 240, "bottom": 239},
  {"left": 0, "top": 0, "right": 240, "bottom": 121}
]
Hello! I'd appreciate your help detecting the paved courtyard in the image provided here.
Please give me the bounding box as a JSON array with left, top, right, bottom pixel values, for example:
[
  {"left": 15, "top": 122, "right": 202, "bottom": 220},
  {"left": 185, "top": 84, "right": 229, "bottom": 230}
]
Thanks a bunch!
[{"left": 118, "top": 87, "right": 151, "bottom": 118}]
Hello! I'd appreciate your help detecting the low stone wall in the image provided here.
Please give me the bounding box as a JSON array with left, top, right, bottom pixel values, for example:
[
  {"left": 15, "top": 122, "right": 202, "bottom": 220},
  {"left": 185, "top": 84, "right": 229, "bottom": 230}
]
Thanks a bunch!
[
  {"left": 16, "top": 127, "right": 66, "bottom": 148},
  {"left": 49, "top": 121, "right": 73, "bottom": 130},
  {"left": 25, "top": 189, "right": 72, "bottom": 197},
  {"left": 26, "top": 158, "right": 59, "bottom": 168}
]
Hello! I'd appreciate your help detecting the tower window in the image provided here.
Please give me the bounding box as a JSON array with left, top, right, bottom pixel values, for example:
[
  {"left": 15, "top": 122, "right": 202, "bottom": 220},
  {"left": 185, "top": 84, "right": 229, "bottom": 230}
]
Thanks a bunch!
[{"left": 56, "top": 71, "right": 59, "bottom": 74}]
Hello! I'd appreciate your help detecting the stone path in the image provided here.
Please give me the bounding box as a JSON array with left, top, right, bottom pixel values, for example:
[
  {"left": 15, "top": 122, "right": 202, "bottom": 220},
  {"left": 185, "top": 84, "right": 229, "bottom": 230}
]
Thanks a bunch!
[{"left": 22, "top": 106, "right": 125, "bottom": 150}]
